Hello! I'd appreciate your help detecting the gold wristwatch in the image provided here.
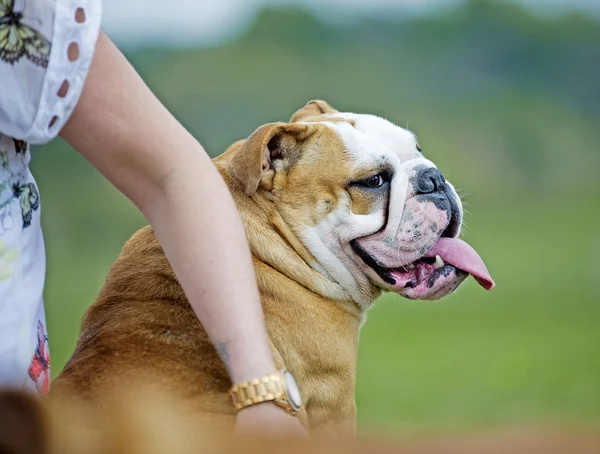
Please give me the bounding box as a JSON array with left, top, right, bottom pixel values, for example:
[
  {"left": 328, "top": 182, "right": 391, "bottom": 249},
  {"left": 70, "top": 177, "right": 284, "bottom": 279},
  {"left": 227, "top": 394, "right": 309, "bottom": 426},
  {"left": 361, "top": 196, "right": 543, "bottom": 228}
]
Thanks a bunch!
[{"left": 229, "top": 369, "right": 302, "bottom": 415}]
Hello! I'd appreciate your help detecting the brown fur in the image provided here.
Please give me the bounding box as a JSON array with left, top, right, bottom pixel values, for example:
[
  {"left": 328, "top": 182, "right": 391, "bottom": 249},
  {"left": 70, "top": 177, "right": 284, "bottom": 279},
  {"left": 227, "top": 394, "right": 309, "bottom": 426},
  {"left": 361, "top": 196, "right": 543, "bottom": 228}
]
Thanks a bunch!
[{"left": 52, "top": 101, "right": 367, "bottom": 437}]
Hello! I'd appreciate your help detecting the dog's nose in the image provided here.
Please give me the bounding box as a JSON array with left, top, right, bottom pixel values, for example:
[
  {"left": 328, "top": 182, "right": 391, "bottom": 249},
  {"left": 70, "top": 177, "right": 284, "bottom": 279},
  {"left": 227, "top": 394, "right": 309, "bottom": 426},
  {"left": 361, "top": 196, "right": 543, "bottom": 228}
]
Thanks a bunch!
[{"left": 414, "top": 167, "right": 446, "bottom": 195}]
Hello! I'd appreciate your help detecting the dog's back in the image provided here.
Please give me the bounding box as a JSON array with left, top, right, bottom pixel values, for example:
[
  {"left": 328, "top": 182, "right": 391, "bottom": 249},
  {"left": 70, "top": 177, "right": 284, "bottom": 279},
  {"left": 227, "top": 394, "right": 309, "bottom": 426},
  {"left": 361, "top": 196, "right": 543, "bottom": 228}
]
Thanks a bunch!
[{"left": 52, "top": 226, "right": 235, "bottom": 420}]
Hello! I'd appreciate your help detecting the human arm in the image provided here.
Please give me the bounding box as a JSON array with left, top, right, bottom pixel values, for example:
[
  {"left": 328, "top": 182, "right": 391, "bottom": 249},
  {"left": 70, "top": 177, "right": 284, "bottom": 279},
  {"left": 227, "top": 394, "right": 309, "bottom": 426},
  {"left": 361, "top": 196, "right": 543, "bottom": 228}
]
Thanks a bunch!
[{"left": 59, "top": 30, "right": 306, "bottom": 436}]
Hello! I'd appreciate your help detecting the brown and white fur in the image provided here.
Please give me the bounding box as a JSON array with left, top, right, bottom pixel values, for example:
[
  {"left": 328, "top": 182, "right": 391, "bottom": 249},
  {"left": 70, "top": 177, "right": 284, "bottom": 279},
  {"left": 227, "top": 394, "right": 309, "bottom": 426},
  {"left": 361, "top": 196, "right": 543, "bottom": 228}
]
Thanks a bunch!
[{"left": 50, "top": 100, "right": 484, "bottom": 438}]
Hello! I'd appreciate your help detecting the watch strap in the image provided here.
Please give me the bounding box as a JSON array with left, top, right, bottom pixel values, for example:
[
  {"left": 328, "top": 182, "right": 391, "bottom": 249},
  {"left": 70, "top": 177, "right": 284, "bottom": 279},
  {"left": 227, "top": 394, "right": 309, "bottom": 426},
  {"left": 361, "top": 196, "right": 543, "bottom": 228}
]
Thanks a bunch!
[{"left": 229, "top": 371, "right": 286, "bottom": 411}]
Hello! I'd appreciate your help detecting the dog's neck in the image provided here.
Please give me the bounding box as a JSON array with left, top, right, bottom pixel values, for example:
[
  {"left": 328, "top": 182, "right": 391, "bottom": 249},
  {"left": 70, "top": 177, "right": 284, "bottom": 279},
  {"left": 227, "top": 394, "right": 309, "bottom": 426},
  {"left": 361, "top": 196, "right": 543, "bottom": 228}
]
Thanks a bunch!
[
  {"left": 255, "top": 259, "right": 361, "bottom": 435},
  {"left": 253, "top": 197, "right": 354, "bottom": 302},
  {"left": 247, "top": 204, "right": 363, "bottom": 434},
  {"left": 216, "top": 164, "right": 363, "bottom": 435}
]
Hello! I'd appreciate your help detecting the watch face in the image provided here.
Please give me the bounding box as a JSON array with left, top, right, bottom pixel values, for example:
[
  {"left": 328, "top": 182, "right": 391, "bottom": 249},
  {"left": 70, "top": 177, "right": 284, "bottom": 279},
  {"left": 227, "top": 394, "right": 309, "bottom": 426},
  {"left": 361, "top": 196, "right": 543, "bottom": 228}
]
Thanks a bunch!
[{"left": 283, "top": 371, "right": 302, "bottom": 411}]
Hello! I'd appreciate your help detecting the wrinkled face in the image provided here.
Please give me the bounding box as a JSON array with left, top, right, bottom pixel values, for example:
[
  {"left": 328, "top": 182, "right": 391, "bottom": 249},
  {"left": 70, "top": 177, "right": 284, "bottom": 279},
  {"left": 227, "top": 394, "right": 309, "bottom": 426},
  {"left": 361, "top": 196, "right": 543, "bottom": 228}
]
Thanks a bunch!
[{"left": 228, "top": 101, "right": 494, "bottom": 307}]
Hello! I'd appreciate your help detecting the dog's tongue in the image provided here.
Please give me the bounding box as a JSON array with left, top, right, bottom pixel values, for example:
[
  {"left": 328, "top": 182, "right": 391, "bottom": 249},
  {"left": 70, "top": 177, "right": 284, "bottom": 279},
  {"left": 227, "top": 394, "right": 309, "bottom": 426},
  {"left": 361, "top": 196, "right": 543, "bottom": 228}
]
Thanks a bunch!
[{"left": 424, "top": 238, "right": 495, "bottom": 290}]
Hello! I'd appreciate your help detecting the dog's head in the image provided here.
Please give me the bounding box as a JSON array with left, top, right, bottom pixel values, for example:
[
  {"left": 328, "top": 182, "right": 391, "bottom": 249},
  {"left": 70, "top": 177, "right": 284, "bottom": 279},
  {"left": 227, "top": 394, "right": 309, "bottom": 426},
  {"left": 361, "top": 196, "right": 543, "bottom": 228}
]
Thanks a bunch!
[{"left": 225, "top": 100, "right": 494, "bottom": 306}]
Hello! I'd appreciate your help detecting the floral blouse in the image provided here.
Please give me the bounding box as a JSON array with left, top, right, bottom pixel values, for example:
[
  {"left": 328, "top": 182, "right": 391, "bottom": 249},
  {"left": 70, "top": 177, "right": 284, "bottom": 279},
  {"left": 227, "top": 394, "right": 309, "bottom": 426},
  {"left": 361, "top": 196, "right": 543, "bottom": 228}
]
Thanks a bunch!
[{"left": 0, "top": 0, "right": 101, "bottom": 394}]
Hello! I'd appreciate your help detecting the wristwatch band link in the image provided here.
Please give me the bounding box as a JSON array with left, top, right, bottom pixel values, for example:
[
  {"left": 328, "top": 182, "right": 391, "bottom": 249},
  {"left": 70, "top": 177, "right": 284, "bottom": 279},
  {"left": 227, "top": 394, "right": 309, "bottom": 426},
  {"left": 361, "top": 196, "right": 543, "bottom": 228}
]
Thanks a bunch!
[{"left": 230, "top": 372, "right": 284, "bottom": 411}]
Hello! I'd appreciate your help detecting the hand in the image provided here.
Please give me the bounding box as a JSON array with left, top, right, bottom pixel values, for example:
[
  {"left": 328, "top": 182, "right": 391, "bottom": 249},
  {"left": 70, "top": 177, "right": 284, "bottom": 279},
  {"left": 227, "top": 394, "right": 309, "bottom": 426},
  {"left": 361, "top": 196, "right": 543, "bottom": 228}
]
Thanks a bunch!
[{"left": 235, "top": 402, "right": 309, "bottom": 438}]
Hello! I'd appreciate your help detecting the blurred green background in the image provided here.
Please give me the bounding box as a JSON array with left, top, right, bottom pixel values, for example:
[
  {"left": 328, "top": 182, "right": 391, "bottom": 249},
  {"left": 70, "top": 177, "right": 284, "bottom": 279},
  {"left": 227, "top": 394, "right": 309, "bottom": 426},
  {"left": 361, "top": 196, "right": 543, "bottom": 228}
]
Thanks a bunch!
[{"left": 34, "top": 0, "right": 599, "bottom": 436}]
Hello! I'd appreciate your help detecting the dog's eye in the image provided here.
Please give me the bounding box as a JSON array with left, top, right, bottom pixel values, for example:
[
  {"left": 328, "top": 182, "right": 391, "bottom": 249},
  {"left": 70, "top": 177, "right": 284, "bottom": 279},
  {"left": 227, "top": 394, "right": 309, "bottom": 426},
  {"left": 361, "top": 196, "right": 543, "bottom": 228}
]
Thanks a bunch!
[
  {"left": 416, "top": 143, "right": 422, "bottom": 152},
  {"left": 361, "top": 174, "right": 385, "bottom": 189},
  {"left": 350, "top": 170, "right": 392, "bottom": 190}
]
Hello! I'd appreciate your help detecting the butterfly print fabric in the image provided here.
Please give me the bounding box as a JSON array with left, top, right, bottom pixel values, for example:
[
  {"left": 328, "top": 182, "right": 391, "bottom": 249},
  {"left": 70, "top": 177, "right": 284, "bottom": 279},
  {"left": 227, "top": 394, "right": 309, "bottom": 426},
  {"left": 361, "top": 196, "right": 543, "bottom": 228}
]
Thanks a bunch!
[{"left": 0, "top": 0, "right": 51, "bottom": 68}]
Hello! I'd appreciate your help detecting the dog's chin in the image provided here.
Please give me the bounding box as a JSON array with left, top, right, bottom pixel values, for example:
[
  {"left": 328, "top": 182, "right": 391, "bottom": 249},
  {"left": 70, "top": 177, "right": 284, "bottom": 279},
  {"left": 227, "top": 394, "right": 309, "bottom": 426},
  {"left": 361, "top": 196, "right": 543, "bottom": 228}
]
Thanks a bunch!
[
  {"left": 369, "top": 259, "right": 468, "bottom": 300},
  {"left": 350, "top": 240, "right": 470, "bottom": 301},
  {"left": 388, "top": 265, "right": 469, "bottom": 300}
]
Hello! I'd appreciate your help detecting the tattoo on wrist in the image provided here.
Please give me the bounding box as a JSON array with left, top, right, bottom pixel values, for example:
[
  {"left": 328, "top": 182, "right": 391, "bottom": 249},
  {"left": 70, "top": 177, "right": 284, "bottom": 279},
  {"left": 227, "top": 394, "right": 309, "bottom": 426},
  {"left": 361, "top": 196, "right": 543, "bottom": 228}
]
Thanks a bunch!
[{"left": 215, "top": 341, "right": 231, "bottom": 372}]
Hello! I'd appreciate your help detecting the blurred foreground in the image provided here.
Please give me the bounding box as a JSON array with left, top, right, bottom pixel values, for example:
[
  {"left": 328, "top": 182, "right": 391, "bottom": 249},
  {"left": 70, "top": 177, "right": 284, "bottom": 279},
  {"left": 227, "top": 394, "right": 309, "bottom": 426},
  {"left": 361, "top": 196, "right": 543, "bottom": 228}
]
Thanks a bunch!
[{"left": 1, "top": 387, "right": 599, "bottom": 454}]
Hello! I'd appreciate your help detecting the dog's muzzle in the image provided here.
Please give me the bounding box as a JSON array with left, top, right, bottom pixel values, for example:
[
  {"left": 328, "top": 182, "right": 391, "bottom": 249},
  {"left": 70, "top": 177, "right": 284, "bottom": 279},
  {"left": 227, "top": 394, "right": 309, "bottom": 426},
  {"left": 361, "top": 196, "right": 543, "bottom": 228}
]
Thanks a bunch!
[{"left": 351, "top": 160, "right": 494, "bottom": 299}]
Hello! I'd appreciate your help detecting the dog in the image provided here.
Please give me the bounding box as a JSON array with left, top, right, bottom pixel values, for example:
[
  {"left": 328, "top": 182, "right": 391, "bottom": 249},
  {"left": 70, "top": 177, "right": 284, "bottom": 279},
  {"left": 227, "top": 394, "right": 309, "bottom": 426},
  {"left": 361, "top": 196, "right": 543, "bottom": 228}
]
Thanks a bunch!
[{"left": 50, "top": 100, "right": 494, "bottom": 437}]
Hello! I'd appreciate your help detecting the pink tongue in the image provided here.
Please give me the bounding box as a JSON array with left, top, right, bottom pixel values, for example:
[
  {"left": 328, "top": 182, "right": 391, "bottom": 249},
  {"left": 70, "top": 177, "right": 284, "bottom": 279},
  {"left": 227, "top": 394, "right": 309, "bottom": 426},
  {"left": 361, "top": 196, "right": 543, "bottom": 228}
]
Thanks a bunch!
[{"left": 424, "top": 238, "right": 495, "bottom": 290}]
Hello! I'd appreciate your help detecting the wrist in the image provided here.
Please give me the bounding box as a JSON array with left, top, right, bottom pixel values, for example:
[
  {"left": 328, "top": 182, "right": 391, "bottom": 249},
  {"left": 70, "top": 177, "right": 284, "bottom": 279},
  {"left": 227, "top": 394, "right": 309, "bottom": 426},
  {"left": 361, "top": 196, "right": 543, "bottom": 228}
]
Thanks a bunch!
[
  {"left": 229, "top": 362, "right": 278, "bottom": 385},
  {"left": 217, "top": 340, "right": 277, "bottom": 384},
  {"left": 229, "top": 369, "right": 302, "bottom": 416}
]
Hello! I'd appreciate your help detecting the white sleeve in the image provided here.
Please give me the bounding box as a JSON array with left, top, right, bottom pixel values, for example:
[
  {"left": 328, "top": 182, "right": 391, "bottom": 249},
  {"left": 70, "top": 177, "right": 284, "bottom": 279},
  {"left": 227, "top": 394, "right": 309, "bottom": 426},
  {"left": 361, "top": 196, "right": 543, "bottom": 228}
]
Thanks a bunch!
[{"left": 0, "top": 0, "right": 101, "bottom": 145}]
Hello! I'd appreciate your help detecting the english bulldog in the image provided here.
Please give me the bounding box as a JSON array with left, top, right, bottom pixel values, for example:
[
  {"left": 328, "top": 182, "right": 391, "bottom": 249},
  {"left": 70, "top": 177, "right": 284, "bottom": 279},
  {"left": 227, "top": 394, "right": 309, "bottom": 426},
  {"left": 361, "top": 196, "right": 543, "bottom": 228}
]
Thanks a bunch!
[{"left": 51, "top": 100, "right": 494, "bottom": 437}]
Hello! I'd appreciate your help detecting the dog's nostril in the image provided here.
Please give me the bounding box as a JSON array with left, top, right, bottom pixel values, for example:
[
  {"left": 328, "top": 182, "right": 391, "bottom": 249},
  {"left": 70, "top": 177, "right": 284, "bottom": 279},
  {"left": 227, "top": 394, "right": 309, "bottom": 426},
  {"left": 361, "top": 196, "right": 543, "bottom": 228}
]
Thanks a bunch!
[{"left": 414, "top": 168, "right": 446, "bottom": 195}]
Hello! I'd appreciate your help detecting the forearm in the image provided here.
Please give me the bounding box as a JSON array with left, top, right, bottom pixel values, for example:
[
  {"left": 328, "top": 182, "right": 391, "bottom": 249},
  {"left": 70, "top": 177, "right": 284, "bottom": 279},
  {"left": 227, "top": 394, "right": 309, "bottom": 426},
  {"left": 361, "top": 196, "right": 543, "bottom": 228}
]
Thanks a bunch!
[
  {"left": 148, "top": 164, "right": 277, "bottom": 383},
  {"left": 60, "top": 30, "right": 275, "bottom": 383}
]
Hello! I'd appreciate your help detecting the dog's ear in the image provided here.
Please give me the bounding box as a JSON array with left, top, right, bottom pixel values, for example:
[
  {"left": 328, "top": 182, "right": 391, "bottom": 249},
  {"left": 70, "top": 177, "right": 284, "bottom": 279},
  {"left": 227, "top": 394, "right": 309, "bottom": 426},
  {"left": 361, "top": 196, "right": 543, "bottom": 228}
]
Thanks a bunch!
[
  {"left": 290, "top": 100, "right": 339, "bottom": 123},
  {"left": 227, "top": 122, "right": 318, "bottom": 195}
]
